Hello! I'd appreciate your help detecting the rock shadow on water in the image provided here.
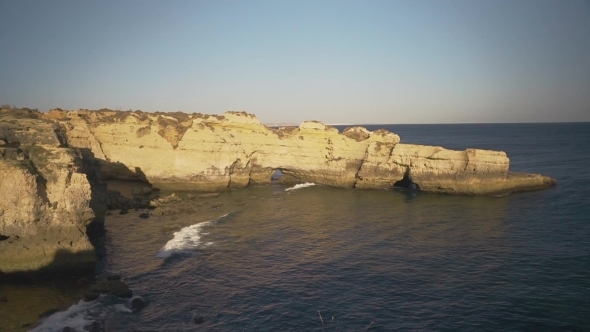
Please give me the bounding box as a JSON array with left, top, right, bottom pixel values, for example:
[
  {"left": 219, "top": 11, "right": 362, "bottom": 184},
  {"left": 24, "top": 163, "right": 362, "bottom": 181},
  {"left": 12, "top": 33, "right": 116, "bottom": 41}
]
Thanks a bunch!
[
  {"left": 0, "top": 249, "right": 98, "bottom": 331},
  {"left": 0, "top": 248, "right": 96, "bottom": 282}
]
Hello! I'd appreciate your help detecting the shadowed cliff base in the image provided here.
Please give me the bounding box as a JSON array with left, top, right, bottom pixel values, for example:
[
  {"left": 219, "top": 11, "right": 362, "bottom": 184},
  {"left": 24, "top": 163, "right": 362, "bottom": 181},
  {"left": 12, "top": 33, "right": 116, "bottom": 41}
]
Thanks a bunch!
[{"left": 0, "top": 249, "right": 96, "bottom": 282}]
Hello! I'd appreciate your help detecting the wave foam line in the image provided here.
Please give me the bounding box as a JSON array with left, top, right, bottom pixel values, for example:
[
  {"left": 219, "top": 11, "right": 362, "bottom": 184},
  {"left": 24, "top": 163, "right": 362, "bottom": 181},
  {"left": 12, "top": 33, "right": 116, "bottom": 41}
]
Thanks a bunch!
[
  {"left": 31, "top": 299, "right": 101, "bottom": 332},
  {"left": 156, "top": 213, "right": 228, "bottom": 258},
  {"left": 285, "top": 182, "right": 316, "bottom": 191}
]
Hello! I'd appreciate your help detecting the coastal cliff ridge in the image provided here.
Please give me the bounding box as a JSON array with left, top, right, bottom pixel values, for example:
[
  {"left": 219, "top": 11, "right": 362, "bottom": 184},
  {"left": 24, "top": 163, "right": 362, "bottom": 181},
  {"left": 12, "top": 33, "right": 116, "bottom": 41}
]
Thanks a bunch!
[
  {"left": 0, "top": 107, "right": 556, "bottom": 275},
  {"left": 48, "top": 108, "right": 555, "bottom": 195}
]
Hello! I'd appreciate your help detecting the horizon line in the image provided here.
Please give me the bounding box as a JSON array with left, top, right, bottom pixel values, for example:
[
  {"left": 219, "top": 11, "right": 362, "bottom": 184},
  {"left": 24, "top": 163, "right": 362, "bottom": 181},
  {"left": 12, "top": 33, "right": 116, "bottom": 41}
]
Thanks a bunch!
[
  {"left": 3, "top": 106, "right": 588, "bottom": 126},
  {"left": 266, "top": 121, "right": 590, "bottom": 126}
]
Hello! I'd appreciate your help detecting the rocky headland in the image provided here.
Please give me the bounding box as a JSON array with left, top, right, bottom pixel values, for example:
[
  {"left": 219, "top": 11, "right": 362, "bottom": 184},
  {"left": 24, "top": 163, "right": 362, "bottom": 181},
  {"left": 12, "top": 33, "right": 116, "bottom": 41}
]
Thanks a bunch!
[
  {"left": 1, "top": 107, "right": 556, "bottom": 276},
  {"left": 0, "top": 108, "right": 106, "bottom": 276},
  {"left": 47, "top": 108, "right": 555, "bottom": 195}
]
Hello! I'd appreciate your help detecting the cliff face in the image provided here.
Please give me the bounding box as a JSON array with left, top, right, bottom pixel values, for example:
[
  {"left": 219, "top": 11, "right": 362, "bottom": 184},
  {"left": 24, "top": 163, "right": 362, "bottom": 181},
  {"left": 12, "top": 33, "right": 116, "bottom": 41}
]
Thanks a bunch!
[
  {"left": 0, "top": 108, "right": 555, "bottom": 274},
  {"left": 50, "top": 109, "right": 555, "bottom": 195},
  {"left": 0, "top": 109, "right": 106, "bottom": 274}
]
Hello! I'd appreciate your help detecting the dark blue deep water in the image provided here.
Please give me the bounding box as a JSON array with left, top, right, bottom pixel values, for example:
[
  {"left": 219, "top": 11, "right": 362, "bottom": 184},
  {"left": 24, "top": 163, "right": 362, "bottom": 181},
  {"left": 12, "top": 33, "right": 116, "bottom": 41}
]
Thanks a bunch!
[{"left": 32, "top": 123, "right": 590, "bottom": 331}]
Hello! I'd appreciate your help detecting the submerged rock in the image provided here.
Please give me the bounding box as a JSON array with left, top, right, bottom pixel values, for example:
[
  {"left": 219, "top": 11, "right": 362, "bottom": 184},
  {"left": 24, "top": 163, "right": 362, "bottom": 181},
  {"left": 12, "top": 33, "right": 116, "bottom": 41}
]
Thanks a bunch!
[
  {"left": 132, "top": 186, "right": 152, "bottom": 196},
  {"left": 107, "top": 189, "right": 151, "bottom": 211},
  {"left": 161, "top": 225, "right": 181, "bottom": 234},
  {"left": 199, "top": 193, "right": 220, "bottom": 198},
  {"left": 84, "top": 321, "right": 103, "bottom": 332},
  {"left": 152, "top": 207, "right": 164, "bottom": 216},
  {"left": 38, "top": 308, "right": 60, "bottom": 318},
  {"left": 210, "top": 202, "right": 223, "bottom": 209},
  {"left": 130, "top": 296, "right": 148, "bottom": 310},
  {"left": 85, "top": 277, "right": 133, "bottom": 301}
]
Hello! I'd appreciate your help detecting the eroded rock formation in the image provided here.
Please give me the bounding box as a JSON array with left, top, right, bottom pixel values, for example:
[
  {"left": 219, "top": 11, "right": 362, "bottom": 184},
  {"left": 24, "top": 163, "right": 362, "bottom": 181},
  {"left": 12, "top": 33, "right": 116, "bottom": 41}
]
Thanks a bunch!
[
  {"left": 0, "top": 109, "right": 106, "bottom": 275},
  {"left": 0, "top": 108, "right": 556, "bottom": 272},
  {"left": 47, "top": 109, "right": 555, "bottom": 195}
]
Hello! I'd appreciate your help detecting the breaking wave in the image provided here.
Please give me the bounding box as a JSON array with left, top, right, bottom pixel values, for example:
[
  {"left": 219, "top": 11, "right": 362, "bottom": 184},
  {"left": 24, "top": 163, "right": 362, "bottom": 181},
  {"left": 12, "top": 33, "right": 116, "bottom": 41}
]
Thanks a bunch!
[
  {"left": 156, "top": 214, "right": 228, "bottom": 258},
  {"left": 30, "top": 298, "right": 103, "bottom": 332},
  {"left": 285, "top": 183, "right": 316, "bottom": 191}
]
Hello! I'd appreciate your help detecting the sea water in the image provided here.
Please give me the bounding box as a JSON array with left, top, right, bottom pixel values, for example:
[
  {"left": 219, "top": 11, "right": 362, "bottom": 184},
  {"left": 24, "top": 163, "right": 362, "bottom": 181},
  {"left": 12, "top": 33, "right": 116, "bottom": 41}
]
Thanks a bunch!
[{"left": 3, "top": 123, "right": 589, "bottom": 331}]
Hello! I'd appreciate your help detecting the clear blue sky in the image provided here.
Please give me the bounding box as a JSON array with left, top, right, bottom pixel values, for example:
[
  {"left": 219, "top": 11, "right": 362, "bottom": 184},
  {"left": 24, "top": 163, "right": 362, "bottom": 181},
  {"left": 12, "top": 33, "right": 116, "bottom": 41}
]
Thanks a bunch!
[{"left": 1, "top": 0, "right": 588, "bottom": 124}]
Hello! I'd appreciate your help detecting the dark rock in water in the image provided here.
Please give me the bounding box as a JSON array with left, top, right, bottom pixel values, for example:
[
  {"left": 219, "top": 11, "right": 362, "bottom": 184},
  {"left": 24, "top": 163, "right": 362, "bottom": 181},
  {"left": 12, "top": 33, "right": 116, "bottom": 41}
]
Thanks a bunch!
[
  {"left": 107, "top": 189, "right": 152, "bottom": 211},
  {"left": 161, "top": 225, "right": 181, "bottom": 234},
  {"left": 130, "top": 296, "right": 148, "bottom": 310},
  {"left": 84, "top": 292, "right": 101, "bottom": 302},
  {"left": 84, "top": 321, "right": 103, "bottom": 332},
  {"left": 107, "top": 190, "right": 128, "bottom": 210},
  {"left": 210, "top": 202, "right": 223, "bottom": 209},
  {"left": 39, "top": 308, "right": 60, "bottom": 318},
  {"left": 132, "top": 186, "right": 152, "bottom": 196},
  {"left": 119, "top": 208, "right": 129, "bottom": 215},
  {"left": 107, "top": 280, "right": 132, "bottom": 298},
  {"left": 62, "top": 326, "right": 73, "bottom": 332},
  {"left": 139, "top": 212, "right": 149, "bottom": 219},
  {"left": 194, "top": 316, "right": 204, "bottom": 324},
  {"left": 89, "top": 278, "right": 133, "bottom": 298},
  {"left": 152, "top": 207, "right": 164, "bottom": 216},
  {"left": 106, "top": 274, "right": 121, "bottom": 281}
]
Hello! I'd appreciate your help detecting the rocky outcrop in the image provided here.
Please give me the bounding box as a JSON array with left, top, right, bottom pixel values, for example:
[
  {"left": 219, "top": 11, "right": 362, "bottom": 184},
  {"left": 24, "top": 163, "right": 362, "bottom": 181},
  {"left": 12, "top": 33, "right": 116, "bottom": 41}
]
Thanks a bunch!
[
  {"left": 0, "top": 109, "right": 106, "bottom": 275},
  {"left": 47, "top": 109, "right": 555, "bottom": 195}
]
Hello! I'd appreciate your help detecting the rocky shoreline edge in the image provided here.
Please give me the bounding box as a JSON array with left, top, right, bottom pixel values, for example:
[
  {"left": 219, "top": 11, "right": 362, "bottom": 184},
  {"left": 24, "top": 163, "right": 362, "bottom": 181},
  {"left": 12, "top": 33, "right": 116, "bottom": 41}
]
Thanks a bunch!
[{"left": 1, "top": 107, "right": 556, "bottom": 329}]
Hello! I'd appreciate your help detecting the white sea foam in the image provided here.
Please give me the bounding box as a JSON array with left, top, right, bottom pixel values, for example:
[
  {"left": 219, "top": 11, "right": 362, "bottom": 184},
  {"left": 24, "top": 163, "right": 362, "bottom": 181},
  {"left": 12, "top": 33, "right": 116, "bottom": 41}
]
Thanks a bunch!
[
  {"left": 156, "top": 214, "right": 228, "bottom": 258},
  {"left": 114, "top": 303, "right": 132, "bottom": 313},
  {"left": 285, "top": 182, "right": 316, "bottom": 191},
  {"left": 30, "top": 299, "right": 100, "bottom": 332}
]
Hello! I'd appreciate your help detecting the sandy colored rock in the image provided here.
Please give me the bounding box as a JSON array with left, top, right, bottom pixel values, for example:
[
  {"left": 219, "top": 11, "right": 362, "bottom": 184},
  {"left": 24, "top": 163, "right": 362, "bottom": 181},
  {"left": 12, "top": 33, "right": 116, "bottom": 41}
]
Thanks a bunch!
[
  {"left": 48, "top": 109, "right": 555, "bottom": 196},
  {"left": 0, "top": 110, "right": 106, "bottom": 274}
]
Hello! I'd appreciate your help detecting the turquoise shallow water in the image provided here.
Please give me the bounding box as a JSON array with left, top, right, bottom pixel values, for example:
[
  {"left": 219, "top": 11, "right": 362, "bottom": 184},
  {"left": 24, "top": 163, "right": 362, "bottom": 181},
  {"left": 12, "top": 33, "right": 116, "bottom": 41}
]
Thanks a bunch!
[{"left": 28, "top": 123, "right": 590, "bottom": 331}]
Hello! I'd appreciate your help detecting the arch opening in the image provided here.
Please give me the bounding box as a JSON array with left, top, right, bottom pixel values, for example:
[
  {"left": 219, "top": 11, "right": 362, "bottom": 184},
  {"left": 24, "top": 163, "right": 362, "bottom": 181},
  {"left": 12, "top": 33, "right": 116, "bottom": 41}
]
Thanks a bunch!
[
  {"left": 271, "top": 169, "right": 283, "bottom": 182},
  {"left": 393, "top": 168, "right": 420, "bottom": 191}
]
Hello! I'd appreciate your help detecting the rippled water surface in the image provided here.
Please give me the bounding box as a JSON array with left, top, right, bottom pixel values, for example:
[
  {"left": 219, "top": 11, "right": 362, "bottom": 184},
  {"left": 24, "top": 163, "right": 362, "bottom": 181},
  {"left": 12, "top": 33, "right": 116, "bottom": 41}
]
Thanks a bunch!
[{"left": 6, "top": 123, "right": 590, "bottom": 331}]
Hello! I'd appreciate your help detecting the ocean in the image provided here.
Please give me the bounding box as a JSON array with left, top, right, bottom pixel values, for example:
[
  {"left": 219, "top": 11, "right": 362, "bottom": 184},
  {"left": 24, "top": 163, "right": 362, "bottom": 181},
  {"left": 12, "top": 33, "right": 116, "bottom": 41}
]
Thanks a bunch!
[{"left": 3, "top": 123, "right": 589, "bottom": 331}]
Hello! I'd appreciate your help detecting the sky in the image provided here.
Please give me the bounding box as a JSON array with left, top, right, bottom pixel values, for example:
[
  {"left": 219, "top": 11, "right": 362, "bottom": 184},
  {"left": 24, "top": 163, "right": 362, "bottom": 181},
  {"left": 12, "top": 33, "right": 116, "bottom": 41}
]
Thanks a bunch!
[{"left": 0, "top": 0, "right": 589, "bottom": 124}]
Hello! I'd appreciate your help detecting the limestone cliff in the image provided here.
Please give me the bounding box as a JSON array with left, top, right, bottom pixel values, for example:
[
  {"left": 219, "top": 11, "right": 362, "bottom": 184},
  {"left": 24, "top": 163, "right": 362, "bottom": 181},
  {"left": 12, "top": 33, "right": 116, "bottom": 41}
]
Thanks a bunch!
[
  {"left": 48, "top": 109, "right": 555, "bottom": 195},
  {"left": 0, "top": 109, "right": 106, "bottom": 274}
]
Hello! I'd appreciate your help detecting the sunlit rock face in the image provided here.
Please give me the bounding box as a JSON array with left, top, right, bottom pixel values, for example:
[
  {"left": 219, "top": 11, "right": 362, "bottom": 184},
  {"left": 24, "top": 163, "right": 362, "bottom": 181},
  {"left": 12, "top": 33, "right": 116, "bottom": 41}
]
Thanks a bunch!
[
  {"left": 51, "top": 109, "right": 555, "bottom": 195},
  {"left": 0, "top": 109, "right": 106, "bottom": 274},
  {"left": 0, "top": 107, "right": 558, "bottom": 274}
]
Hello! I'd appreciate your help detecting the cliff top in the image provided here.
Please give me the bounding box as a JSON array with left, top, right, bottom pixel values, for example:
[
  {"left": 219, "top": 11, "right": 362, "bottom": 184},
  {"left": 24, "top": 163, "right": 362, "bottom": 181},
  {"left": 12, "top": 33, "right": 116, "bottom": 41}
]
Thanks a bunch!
[{"left": 1, "top": 107, "right": 400, "bottom": 145}]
